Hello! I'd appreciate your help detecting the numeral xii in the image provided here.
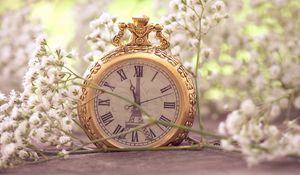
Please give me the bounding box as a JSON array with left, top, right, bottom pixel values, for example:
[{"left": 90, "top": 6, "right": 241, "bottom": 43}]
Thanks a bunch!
[{"left": 134, "top": 65, "right": 143, "bottom": 77}]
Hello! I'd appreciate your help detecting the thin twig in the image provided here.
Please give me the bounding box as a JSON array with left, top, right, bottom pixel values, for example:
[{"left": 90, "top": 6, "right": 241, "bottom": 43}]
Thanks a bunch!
[{"left": 194, "top": 4, "right": 205, "bottom": 132}]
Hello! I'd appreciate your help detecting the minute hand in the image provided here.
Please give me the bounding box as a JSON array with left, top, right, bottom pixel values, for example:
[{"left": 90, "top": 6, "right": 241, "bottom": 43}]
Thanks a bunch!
[
  {"left": 124, "top": 92, "right": 174, "bottom": 110},
  {"left": 140, "top": 92, "right": 174, "bottom": 104}
]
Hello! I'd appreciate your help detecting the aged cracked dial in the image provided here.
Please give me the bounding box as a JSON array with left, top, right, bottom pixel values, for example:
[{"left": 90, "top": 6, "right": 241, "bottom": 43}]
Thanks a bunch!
[{"left": 95, "top": 59, "right": 180, "bottom": 146}]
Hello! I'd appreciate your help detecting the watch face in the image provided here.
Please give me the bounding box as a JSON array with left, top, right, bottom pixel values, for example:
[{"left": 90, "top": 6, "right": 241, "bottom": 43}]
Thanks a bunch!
[{"left": 94, "top": 58, "right": 181, "bottom": 146}]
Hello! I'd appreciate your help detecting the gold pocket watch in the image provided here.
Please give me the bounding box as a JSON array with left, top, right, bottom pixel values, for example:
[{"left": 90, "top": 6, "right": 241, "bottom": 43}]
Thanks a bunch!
[{"left": 78, "top": 15, "right": 196, "bottom": 148}]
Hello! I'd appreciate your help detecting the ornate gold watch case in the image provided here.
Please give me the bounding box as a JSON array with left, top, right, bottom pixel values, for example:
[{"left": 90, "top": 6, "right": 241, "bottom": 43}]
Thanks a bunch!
[{"left": 78, "top": 15, "right": 196, "bottom": 148}]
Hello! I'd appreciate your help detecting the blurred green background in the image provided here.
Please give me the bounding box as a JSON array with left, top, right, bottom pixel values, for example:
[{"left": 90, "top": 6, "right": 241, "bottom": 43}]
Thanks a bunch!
[{"left": 0, "top": 0, "right": 161, "bottom": 46}]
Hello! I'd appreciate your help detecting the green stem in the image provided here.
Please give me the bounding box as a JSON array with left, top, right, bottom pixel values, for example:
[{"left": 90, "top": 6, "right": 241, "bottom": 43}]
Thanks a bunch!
[
  {"left": 28, "top": 144, "right": 49, "bottom": 160},
  {"left": 42, "top": 145, "right": 204, "bottom": 155},
  {"left": 286, "top": 94, "right": 295, "bottom": 122},
  {"left": 194, "top": 5, "right": 205, "bottom": 132},
  {"left": 154, "top": 118, "right": 226, "bottom": 139}
]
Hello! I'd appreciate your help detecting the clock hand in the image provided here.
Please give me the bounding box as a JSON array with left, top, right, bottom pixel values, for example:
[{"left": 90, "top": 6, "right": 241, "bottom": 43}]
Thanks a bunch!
[
  {"left": 135, "top": 75, "right": 141, "bottom": 105},
  {"left": 140, "top": 92, "right": 173, "bottom": 104},
  {"left": 129, "top": 80, "right": 136, "bottom": 102},
  {"left": 124, "top": 92, "right": 174, "bottom": 110}
]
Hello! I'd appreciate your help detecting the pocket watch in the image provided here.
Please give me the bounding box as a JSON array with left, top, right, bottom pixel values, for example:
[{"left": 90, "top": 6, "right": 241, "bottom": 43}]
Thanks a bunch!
[{"left": 78, "top": 15, "right": 196, "bottom": 148}]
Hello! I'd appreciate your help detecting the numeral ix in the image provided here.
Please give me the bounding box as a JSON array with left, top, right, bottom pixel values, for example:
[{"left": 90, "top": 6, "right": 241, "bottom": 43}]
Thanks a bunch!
[{"left": 98, "top": 99, "right": 110, "bottom": 106}]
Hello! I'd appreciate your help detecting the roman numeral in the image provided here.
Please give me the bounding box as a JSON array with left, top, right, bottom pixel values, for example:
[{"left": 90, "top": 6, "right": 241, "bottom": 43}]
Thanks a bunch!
[
  {"left": 149, "top": 128, "right": 156, "bottom": 138},
  {"left": 159, "top": 115, "right": 171, "bottom": 128},
  {"left": 160, "top": 85, "right": 172, "bottom": 93},
  {"left": 156, "top": 123, "right": 165, "bottom": 131},
  {"left": 117, "top": 69, "right": 127, "bottom": 81},
  {"left": 103, "top": 81, "right": 115, "bottom": 91},
  {"left": 98, "top": 99, "right": 110, "bottom": 106},
  {"left": 134, "top": 65, "right": 143, "bottom": 77},
  {"left": 113, "top": 124, "right": 125, "bottom": 135},
  {"left": 151, "top": 71, "right": 158, "bottom": 81},
  {"left": 164, "top": 102, "right": 175, "bottom": 109},
  {"left": 131, "top": 131, "right": 139, "bottom": 142},
  {"left": 100, "top": 112, "right": 114, "bottom": 126}
]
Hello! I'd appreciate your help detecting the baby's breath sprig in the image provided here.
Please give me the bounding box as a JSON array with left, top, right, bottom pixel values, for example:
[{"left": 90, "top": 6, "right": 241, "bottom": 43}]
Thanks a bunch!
[
  {"left": 0, "top": 35, "right": 80, "bottom": 168},
  {"left": 162, "top": 0, "right": 228, "bottom": 132}
]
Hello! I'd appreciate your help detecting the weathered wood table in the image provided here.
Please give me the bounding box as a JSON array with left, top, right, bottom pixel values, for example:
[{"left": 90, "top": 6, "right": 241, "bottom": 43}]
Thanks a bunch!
[
  {"left": 2, "top": 149, "right": 300, "bottom": 175},
  {"left": 1, "top": 120, "right": 300, "bottom": 175}
]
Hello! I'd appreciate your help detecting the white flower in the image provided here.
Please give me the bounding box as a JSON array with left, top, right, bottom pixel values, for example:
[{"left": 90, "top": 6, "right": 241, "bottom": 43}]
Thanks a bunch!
[
  {"left": 29, "top": 112, "right": 40, "bottom": 125},
  {"left": 240, "top": 99, "right": 256, "bottom": 116},
  {"left": 293, "top": 96, "right": 300, "bottom": 109},
  {"left": 1, "top": 132, "right": 13, "bottom": 144},
  {"left": 0, "top": 35, "right": 81, "bottom": 167},
  {"left": 59, "top": 149, "right": 69, "bottom": 159},
  {"left": 85, "top": 13, "right": 119, "bottom": 63},
  {"left": 67, "top": 86, "right": 81, "bottom": 99},
  {"left": 279, "top": 98, "right": 289, "bottom": 109},
  {"left": 201, "top": 48, "right": 213, "bottom": 59},
  {"left": 225, "top": 111, "right": 245, "bottom": 135},
  {"left": 212, "top": 1, "right": 226, "bottom": 12},
  {"left": 171, "top": 45, "right": 181, "bottom": 56},
  {"left": 218, "top": 122, "right": 226, "bottom": 135},
  {"left": 269, "top": 65, "right": 281, "bottom": 79},
  {"left": 69, "top": 49, "right": 78, "bottom": 58},
  {"left": 61, "top": 117, "right": 73, "bottom": 130},
  {"left": 17, "top": 150, "right": 29, "bottom": 159},
  {"left": 1, "top": 143, "right": 16, "bottom": 159},
  {"left": 266, "top": 125, "right": 280, "bottom": 137},
  {"left": 169, "top": 0, "right": 181, "bottom": 10},
  {"left": 14, "top": 121, "right": 28, "bottom": 145},
  {"left": 220, "top": 140, "right": 235, "bottom": 151},
  {"left": 270, "top": 105, "right": 281, "bottom": 119},
  {"left": 248, "top": 122, "right": 263, "bottom": 141},
  {"left": 36, "top": 33, "right": 47, "bottom": 45},
  {"left": 0, "top": 7, "right": 42, "bottom": 93},
  {"left": 59, "top": 136, "right": 71, "bottom": 145},
  {"left": 33, "top": 128, "right": 46, "bottom": 142},
  {"left": 255, "top": 75, "right": 265, "bottom": 90},
  {"left": 0, "top": 92, "right": 6, "bottom": 102},
  {"left": 10, "top": 107, "right": 19, "bottom": 119},
  {"left": 183, "top": 61, "right": 195, "bottom": 72}
]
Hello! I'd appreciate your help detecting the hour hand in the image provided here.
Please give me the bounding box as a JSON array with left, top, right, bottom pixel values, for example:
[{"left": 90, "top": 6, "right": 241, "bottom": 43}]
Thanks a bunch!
[{"left": 129, "top": 80, "right": 136, "bottom": 101}]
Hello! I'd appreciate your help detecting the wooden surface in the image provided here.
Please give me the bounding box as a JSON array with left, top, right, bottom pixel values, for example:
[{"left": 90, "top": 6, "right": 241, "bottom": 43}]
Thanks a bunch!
[
  {"left": 1, "top": 149, "right": 300, "bottom": 175},
  {"left": 1, "top": 120, "right": 300, "bottom": 175}
]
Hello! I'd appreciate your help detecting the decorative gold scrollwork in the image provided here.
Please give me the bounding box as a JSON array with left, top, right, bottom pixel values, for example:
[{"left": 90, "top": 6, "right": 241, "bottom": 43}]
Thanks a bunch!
[{"left": 112, "top": 15, "right": 170, "bottom": 50}]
